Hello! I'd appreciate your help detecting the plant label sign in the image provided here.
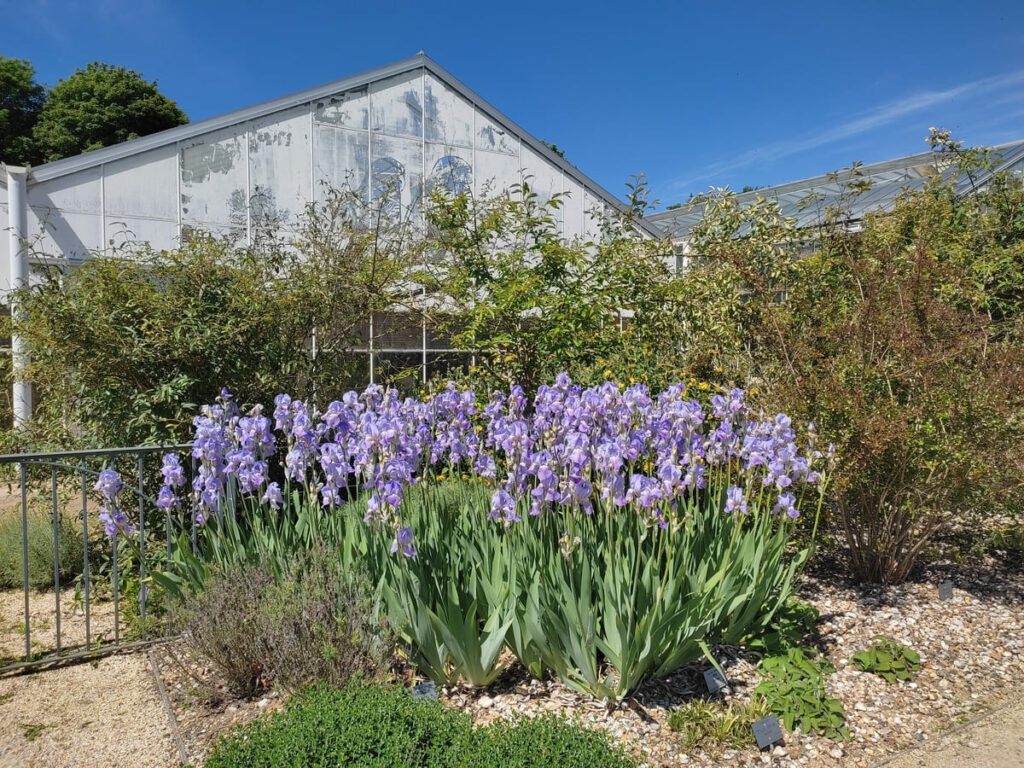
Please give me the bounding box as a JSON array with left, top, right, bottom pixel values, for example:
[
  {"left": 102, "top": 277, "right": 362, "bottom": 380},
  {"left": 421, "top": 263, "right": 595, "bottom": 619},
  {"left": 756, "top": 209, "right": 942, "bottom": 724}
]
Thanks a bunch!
[
  {"left": 410, "top": 681, "right": 438, "bottom": 701},
  {"left": 703, "top": 667, "right": 727, "bottom": 694},
  {"left": 752, "top": 715, "right": 784, "bottom": 750},
  {"left": 938, "top": 581, "right": 954, "bottom": 601}
]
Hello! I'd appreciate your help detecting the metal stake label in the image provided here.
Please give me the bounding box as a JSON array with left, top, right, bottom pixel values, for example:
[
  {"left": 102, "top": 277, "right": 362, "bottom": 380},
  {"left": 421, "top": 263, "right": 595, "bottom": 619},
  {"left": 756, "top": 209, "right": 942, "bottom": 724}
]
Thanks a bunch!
[{"left": 752, "top": 714, "right": 784, "bottom": 749}]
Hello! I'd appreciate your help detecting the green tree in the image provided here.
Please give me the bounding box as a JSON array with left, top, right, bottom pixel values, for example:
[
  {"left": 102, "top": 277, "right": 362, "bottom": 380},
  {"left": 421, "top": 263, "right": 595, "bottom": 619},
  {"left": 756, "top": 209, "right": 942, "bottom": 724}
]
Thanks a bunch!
[
  {"left": 0, "top": 55, "right": 46, "bottom": 165},
  {"left": 32, "top": 62, "right": 187, "bottom": 163}
]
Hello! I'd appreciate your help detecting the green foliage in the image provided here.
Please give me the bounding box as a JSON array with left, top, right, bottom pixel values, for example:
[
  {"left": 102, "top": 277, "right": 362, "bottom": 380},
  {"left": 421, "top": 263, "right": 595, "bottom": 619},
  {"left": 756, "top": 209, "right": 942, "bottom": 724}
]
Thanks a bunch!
[
  {"left": 373, "top": 481, "right": 514, "bottom": 687},
  {"left": 666, "top": 697, "right": 770, "bottom": 751},
  {"left": 183, "top": 550, "right": 392, "bottom": 696},
  {"left": 851, "top": 636, "right": 921, "bottom": 683},
  {"left": 482, "top": 713, "right": 636, "bottom": 768},
  {"left": 31, "top": 62, "right": 187, "bottom": 163},
  {"left": 743, "top": 599, "right": 820, "bottom": 656},
  {"left": 754, "top": 648, "right": 848, "bottom": 739},
  {"left": 0, "top": 505, "right": 85, "bottom": 590},
  {"left": 157, "top": 472, "right": 816, "bottom": 702},
  {"left": 0, "top": 55, "right": 46, "bottom": 165},
  {"left": 685, "top": 137, "right": 1024, "bottom": 582},
  {"left": 204, "top": 683, "right": 637, "bottom": 768},
  {"left": 539, "top": 140, "right": 566, "bottom": 159},
  {"left": 14, "top": 187, "right": 417, "bottom": 447},
  {"left": 365, "top": 479, "right": 812, "bottom": 700},
  {"left": 422, "top": 178, "right": 682, "bottom": 394}
]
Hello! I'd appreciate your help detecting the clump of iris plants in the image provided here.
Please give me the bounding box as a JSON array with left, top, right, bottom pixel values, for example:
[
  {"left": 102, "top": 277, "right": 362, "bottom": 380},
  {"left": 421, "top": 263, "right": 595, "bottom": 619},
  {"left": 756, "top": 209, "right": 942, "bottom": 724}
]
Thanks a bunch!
[{"left": 106, "top": 374, "right": 831, "bottom": 701}]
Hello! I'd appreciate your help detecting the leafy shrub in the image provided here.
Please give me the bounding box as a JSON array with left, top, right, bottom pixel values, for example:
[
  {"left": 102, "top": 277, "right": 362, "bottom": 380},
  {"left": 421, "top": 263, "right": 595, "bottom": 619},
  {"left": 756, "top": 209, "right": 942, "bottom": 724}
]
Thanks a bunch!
[
  {"left": 754, "top": 648, "right": 848, "bottom": 739},
  {"left": 0, "top": 507, "right": 85, "bottom": 590},
  {"left": 666, "top": 697, "right": 770, "bottom": 751},
  {"left": 183, "top": 550, "right": 391, "bottom": 696},
  {"left": 205, "top": 683, "right": 473, "bottom": 768},
  {"left": 686, "top": 137, "right": 1024, "bottom": 583},
  {"left": 13, "top": 186, "right": 417, "bottom": 447},
  {"left": 205, "top": 683, "right": 637, "bottom": 768},
  {"left": 851, "top": 636, "right": 921, "bottom": 683},
  {"left": 482, "top": 713, "right": 637, "bottom": 768},
  {"left": 422, "top": 179, "right": 681, "bottom": 394}
]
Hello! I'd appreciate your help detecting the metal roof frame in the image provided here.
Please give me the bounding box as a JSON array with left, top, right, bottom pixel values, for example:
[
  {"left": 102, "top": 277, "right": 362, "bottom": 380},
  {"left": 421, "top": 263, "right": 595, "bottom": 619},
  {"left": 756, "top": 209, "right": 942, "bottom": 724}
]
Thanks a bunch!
[
  {"left": 17, "top": 52, "right": 661, "bottom": 237},
  {"left": 648, "top": 139, "right": 1024, "bottom": 238}
]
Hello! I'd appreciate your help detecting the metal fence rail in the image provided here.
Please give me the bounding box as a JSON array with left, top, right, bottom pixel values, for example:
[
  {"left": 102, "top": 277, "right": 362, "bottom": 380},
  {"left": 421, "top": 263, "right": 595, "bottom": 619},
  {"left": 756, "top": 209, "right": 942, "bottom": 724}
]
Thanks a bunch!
[{"left": 0, "top": 444, "right": 192, "bottom": 673}]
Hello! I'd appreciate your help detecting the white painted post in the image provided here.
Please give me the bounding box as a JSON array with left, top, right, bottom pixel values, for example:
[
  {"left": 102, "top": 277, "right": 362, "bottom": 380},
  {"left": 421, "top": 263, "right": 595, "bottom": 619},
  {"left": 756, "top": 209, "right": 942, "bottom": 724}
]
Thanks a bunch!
[{"left": 6, "top": 165, "right": 31, "bottom": 427}]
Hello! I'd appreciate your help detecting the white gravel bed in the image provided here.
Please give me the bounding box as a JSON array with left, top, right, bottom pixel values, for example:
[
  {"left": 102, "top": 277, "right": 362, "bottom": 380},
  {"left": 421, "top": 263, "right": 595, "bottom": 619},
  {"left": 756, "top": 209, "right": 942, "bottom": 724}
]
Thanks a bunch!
[{"left": 0, "top": 651, "right": 178, "bottom": 768}]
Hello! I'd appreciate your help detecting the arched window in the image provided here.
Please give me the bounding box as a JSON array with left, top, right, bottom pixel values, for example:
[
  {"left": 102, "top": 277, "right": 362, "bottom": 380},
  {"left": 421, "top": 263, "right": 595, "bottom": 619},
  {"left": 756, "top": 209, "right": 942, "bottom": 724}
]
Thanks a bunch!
[
  {"left": 430, "top": 155, "right": 472, "bottom": 196},
  {"left": 372, "top": 156, "right": 405, "bottom": 218}
]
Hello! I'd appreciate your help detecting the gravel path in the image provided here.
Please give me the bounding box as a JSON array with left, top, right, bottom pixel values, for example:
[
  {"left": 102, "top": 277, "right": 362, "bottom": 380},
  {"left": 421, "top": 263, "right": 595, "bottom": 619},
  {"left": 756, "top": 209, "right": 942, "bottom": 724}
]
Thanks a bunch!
[
  {"left": 4, "top": 553, "right": 1020, "bottom": 767},
  {"left": 0, "top": 652, "right": 178, "bottom": 768},
  {"left": 881, "top": 695, "right": 1024, "bottom": 768},
  {"left": 0, "top": 588, "right": 119, "bottom": 665}
]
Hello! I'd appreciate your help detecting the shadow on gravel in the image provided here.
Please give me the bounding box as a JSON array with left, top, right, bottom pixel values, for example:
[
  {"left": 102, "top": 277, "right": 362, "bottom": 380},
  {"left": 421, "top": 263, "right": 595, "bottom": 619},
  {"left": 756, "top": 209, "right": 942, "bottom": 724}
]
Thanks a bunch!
[{"left": 801, "top": 543, "right": 1024, "bottom": 609}]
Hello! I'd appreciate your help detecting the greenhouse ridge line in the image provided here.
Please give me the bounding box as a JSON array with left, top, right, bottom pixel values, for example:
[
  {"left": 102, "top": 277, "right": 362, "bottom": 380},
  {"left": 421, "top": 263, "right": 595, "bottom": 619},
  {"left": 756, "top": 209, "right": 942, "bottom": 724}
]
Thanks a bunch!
[{"left": 3, "top": 52, "right": 655, "bottom": 235}]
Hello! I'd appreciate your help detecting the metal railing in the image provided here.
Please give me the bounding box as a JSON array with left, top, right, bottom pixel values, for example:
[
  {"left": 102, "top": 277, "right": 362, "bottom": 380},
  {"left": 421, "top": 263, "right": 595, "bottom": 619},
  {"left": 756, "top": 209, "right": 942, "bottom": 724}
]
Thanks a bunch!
[{"left": 0, "top": 444, "right": 192, "bottom": 672}]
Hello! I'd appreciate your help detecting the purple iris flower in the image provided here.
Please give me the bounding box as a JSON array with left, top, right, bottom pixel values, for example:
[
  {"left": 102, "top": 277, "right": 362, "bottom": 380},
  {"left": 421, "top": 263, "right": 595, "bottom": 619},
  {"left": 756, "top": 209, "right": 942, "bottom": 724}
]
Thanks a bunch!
[
  {"left": 391, "top": 526, "right": 416, "bottom": 558},
  {"left": 95, "top": 468, "right": 135, "bottom": 537},
  {"left": 160, "top": 454, "right": 185, "bottom": 488},
  {"left": 489, "top": 489, "right": 520, "bottom": 523},
  {"left": 94, "top": 468, "right": 124, "bottom": 499},
  {"left": 262, "top": 482, "right": 284, "bottom": 510},
  {"left": 99, "top": 506, "right": 135, "bottom": 537},
  {"left": 156, "top": 485, "right": 179, "bottom": 511},
  {"left": 724, "top": 485, "right": 748, "bottom": 514},
  {"left": 773, "top": 492, "right": 798, "bottom": 518}
]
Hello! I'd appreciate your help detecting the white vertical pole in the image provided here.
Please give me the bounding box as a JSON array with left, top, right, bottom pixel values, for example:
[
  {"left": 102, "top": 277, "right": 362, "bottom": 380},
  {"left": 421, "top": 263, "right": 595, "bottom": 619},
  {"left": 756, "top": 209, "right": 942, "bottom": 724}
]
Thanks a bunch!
[
  {"left": 244, "top": 122, "right": 252, "bottom": 246},
  {"left": 7, "top": 166, "right": 31, "bottom": 427},
  {"left": 421, "top": 286, "right": 427, "bottom": 384},
  {"left": 99, "top": 164, "right": 106, "bottom": 253},
  {"left": 368, "top": 313, "right": 375, "bottom": 385}
]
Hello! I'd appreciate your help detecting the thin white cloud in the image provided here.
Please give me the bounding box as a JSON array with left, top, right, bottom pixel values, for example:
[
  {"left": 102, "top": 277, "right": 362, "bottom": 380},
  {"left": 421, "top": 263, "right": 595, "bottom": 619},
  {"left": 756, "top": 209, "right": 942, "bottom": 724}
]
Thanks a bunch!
[
  {"left": 15, "top": 0, "right": 178, "bottom": 47},
  {"left": 18, "top": 0, "right": 69, "bottom": 44},
  {"left": 668, "top": 69, "right": 1024, "bottom": 192}
]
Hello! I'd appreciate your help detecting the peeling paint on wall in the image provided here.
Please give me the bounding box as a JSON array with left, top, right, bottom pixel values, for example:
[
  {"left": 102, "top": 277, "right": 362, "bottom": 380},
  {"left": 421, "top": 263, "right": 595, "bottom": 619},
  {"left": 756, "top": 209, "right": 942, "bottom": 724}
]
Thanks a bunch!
[
  {"left": 315, "top": 124, "right": 370, "bottom": 201},
  {"left": 370, "top": 70, "right": 424, "bottom": 138},
  {"left": 180, "top": 130, "right": 247, "bottom": 226},
  {"left": 251, "top": 129, "right": 293, "bottom": 149},
  {"left": 181, "top": 140, "right": 241, "bottom": 184},
  {"left": 476, "top": 115, "right": 518, "bottom": 155},
  {"left": 424, "top": 72, "right": 473, "bottom": 147},
  {"left": 314, "top": 87, "right": 369, "bottom": 129}
]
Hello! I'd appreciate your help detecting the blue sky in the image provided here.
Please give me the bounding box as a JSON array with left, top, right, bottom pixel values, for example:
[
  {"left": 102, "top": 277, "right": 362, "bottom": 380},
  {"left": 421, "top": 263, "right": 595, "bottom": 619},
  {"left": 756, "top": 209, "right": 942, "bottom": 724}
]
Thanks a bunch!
[{"left": 5, "top": 0, "right": 1023, "bottom": 206}]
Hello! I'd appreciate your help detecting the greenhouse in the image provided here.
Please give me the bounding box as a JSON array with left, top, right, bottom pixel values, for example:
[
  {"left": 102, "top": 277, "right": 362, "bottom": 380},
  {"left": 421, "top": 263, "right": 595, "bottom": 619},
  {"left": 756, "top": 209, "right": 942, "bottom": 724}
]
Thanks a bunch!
[{"left": 0, "top": 53, "right": 631, "bottom": 287}]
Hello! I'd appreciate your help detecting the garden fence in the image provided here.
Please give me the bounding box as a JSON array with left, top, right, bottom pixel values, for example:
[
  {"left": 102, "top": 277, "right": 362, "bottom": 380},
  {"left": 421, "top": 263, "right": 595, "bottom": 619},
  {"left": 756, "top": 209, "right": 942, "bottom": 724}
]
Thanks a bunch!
[{"left": 0, "top": 443, "right": 192, "bottom": 673}]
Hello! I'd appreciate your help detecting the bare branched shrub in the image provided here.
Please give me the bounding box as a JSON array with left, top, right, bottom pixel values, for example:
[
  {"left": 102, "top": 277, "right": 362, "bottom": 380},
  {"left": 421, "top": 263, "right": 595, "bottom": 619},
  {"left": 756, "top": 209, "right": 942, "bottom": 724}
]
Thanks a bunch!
[{"left": 184, "top": 548, "right": 392, "bottom": 696}]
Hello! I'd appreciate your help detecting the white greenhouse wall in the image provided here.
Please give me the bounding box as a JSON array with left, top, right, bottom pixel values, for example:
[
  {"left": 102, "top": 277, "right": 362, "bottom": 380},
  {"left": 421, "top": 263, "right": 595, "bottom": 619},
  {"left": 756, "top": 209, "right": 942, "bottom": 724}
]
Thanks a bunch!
[{"left": 5, "top": 65, "right": 612, "bottom": 297}]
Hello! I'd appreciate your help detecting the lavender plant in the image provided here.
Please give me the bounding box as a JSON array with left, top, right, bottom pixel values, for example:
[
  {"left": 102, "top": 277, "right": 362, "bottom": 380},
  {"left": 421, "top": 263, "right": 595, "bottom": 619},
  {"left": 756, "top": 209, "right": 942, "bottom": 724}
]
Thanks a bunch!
[{"left": 122, "top": 375, "right": 827, "bottom": 700}]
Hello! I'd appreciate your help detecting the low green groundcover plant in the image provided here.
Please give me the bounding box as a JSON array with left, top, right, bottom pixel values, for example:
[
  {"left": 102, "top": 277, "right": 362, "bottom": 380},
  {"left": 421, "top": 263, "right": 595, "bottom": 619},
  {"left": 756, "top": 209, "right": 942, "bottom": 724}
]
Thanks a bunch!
[
  {"left": 666, "top": 697, "right": 770, "bottom": 751},
  {"left": 754, "top": 647, "right": 849, "bottom": 739},
  {"left": 742, "top": 599, "right": 820, "bottom": 656},
  {"left": 204, "top": 682, "right": 638, "bottom": 768},
  {"left": 851, "top": 636, "right": 921, "bottom": 683}
]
